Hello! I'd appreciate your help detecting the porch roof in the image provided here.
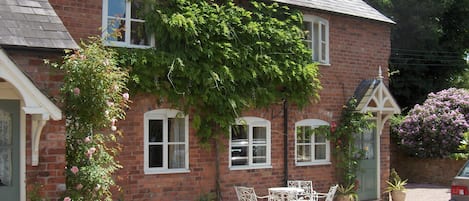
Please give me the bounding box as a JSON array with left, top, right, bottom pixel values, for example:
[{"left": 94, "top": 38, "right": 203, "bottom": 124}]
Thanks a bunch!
[{"left": 353, "top": 71, "right": 400, "bottom": 114}]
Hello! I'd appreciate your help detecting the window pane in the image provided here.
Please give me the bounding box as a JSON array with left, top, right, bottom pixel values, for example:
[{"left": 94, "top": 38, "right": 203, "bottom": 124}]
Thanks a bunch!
[
  {"left": 108, "top": 0, "right": 126, "bottom": 18},
  {"left": 130, "top": 21, "right": 149, "bottom": 46},
  {"left": 0, "top": 148, "right": 11, "bottom": 186},
  {"left": 0, "top": 110, "right": 12, "bottom": 145},
  {"left": 253, "top": 127, "right": 266, "bottom": 144},
  {"left": 321, "top": 23, "right": 326, "bottom": 41},
  {"left": 107, "top": 19, "right": 125, "bottom": 42},
  {"left": 303, "top": 21, "right": 312, "bottom": 40},
  {"left": 148, "top": 145, "right": 162, "bottom": 168},
  {"left": 315, "top": 144, "right": 326, "bottom": 160},
  {"left": 364, "top": 143, "right": 374, "bottom": 159},
  {"left": 168, "top": 118, "right": 185, "bottom": 142},
  {"left": 297, "top": 145, "right": 311, "bottom": 162},
  {"left": 315, "top": 133, "right": 326, "bottom": 143},
  {"left": 296, "top": 126, "right": 311, "bottom": 143},
  {"left": 131, "top": 0, "right": 145, "bottom": 19},
  {"left": 321, "top": 43, "right": 326, "bottom": 61},
  {"left": 313, "top": 22, "right": 319, "bottom": 61},
  {"left": 253, "top": 146, "right": 266, "bottom": 164},
  {"left": 320, "top": 23, "right": 327, "bottom": 61},
  {"left": 231, "top": 146, "right": 248, "bottom": 166},
  {"left": 168, "top": 144, "right": 185, "bottom": 168},
  {"left": 231, "top": 125, "right": 248, "bottom": 141},
  {"left": 149, "top": 120, "right": 162, "bottom": 142}
]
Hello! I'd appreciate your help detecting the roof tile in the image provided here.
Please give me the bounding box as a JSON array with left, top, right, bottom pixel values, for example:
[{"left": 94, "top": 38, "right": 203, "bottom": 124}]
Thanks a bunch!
[
  {"left": 275, "top": 0, "right": 394, "bottom": 24},
  {"left": 0, "top": 0, "right": 78, "bottom": 49}
]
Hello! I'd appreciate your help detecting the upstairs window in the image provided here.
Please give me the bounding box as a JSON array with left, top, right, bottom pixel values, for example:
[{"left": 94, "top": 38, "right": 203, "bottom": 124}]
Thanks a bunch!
[
  {"left": 144, "top": 109, "right": 189, "bottom": 174},
  {"left": 295, "top": 119, "right": 331, "bottom": 166},
  {"left": 102, "top": 0, "right": 153, "bottom": 48},
  {"left": 303, "top": 15, "right": 329, "bottom": 64},
  {"left": 230, "top": 117, "right": 271, "bottom": 170}
]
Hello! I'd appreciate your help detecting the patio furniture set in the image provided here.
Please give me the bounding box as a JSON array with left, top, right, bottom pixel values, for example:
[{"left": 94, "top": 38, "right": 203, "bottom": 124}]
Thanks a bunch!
[{"left": 235, "top": 180, "right": 338, "bottom": 201}]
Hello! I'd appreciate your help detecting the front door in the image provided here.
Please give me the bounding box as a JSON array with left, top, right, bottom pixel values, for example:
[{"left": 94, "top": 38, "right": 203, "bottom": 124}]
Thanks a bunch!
[
  {"left": 356, "top": 126, "right": 377, "bottom": 200},
  {"left": 0, "top": 100, "right": 20, "bottom": 201}
]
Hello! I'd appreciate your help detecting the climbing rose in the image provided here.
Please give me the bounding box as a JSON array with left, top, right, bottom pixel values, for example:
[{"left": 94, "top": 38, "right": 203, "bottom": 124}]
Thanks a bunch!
[
  {"left": 122, "top": 92, "right": 130, "bottom": 101},
  {"left": 88, "top": 147, "right": 96, "bottom": 154},
  {"left": 73, "top": 87, "right": 80, "bottom": 96},
  {"left": 84, "top": 136, "right": 91, "bottom": 143},
  {"left": 70, "top": 166, "right": 79, "bottom": 174},
  {"left": 86, "top": 147, "right": 97, "bottom": 159},
  {"left": 64, "top": 197, "right": 71, "bottom": 201}
]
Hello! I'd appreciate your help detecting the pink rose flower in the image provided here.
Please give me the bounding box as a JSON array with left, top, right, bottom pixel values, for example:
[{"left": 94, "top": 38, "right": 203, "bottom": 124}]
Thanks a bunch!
[
  {"left": 107, "top": 101, "right": 114, "bottom": 107},
  {"left": 122, "top": 92, "right": 130, "bottom": 101},
  {"left": 86, "top": 147, "right": 97, "bottom": 159},
  {"left": 84, "top": 136, "right": 91, "bottom": 143},
  {"left": 70, "top": 166, "right": 79, "bottom": 174},
  {"left": 73, "top": 87, "right": 80, "bottom": 96},
  {"left": 88, "top": 147, "right": 96, "bottom": 154},
  {"left": 64, "top": 197, "right": 71, "bottom": 201}
]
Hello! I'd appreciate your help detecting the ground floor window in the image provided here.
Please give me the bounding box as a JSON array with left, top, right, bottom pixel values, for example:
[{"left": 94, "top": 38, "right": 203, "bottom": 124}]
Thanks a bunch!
[
  {"left": 144, "top": 109, "right": 189, "bottom": 174},
  {"left": 230, "top": 117, "right": 271, "bottom": 169}
]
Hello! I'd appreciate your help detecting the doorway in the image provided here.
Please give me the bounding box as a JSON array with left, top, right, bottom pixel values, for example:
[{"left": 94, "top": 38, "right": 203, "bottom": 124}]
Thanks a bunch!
[{"left": 356, "top": 126, "right": 378, "bottom": 200}]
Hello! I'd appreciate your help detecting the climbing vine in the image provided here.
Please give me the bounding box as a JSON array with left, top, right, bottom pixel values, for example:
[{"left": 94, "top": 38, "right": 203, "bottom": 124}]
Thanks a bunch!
[
  {"left": 52, "top": 38, "right": 130, "bottom": 201},
  {"left": 328, "top": 98, "right": 374, "bottom": 190},
  {"left": 116, "top": 0, "right": 321, "bottom": 143}
]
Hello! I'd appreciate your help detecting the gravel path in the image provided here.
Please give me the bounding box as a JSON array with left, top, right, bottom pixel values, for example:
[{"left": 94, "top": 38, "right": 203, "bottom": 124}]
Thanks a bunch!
[{"left": 404, "top": 183, "right": 450, "bottom": 201}]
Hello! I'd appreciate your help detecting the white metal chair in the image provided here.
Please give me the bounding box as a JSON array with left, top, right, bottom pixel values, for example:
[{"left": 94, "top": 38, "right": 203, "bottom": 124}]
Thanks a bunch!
[
  {"left": 235, "top": 186, "right": 269, "bottom": 201},
  {"left": 287, "top": 180, "right": 317, "bottom": 201},
  {"left": 316, "top": 184, "right": 338, "bottom": 201}
]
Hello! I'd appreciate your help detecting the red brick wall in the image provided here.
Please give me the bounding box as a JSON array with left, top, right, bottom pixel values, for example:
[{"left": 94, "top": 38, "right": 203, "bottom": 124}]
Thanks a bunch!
[
  {"left": 16, "top": 1, "right": 393, "bottom": 201},
  {"left": 392, "top": 147, "right": 465, "bottom": 186},
  {"left": 50, "top": 0, "right": 102, "bottom": 41}
]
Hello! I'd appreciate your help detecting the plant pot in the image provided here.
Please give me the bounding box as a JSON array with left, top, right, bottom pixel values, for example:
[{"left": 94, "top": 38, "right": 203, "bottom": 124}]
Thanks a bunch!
[
  {"left": 335, "top": 195, "right": 352, "bottom": 201},
  {"left": 390, "top": 190, "right": 406, "bottom": 201}
]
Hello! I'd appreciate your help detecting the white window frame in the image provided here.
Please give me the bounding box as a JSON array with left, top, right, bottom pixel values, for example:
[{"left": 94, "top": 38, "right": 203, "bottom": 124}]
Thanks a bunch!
[
  {"left": 294, "top": 119, "right": 331, "bottom": 166},
  {"left": 303, "top": 15, "right": 330, "bottom": 65},
  {"left": 144, "top": 109, "right": 189, "bottom": 174},
  {"left": 102, "top": 0, "right": 154, "bottom": 48},
  {"left": 229, "top": 117, "right": 272, "bottom": 170}
]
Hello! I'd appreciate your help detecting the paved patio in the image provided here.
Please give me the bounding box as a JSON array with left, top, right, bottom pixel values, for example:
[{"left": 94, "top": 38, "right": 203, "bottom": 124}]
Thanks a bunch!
[{"left": 404, "top": 183, "right": 450, "bottom": 201}]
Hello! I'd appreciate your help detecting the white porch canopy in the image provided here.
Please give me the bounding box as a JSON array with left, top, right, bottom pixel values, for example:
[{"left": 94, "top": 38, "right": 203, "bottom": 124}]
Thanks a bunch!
[
  {"left": 0, "top": 48, "right": 62, "bottom": 166},
  {"left": 353, "top": 69, "right": 401, "bottom": 133}
]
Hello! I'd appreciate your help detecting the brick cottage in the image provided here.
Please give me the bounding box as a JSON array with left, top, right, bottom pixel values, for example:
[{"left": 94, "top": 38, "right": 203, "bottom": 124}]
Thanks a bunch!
[{"left": 0, "top": 0, "right": 400, "bottom": 200}]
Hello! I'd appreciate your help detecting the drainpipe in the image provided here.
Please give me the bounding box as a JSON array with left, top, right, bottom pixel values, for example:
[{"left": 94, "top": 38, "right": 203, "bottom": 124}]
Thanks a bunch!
[{"left": 283, "top": 99, "right": 289, "bottom": 186}]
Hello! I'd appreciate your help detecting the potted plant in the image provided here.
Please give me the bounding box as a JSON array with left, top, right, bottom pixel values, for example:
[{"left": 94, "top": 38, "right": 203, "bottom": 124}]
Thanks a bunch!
[
  {"left": 335, "top": 183, "right": 358, "bottom": 201},
  {"left": 385, "top": 169, "right": 407, "bottom": 201}
]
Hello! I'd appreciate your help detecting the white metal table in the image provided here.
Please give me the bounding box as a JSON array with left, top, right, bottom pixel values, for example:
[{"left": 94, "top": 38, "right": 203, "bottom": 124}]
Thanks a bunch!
[{"left": 268, "top": 187, "right": 305, "bottom": 201}]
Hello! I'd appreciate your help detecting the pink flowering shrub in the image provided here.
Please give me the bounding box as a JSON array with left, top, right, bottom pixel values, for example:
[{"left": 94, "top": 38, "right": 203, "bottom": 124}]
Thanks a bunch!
[
  {"left": 397, "top": 88, "right": 469, "bottom": 158},
  {"left": 54, "top": 38, "right": 130, "bottom": 200}
]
